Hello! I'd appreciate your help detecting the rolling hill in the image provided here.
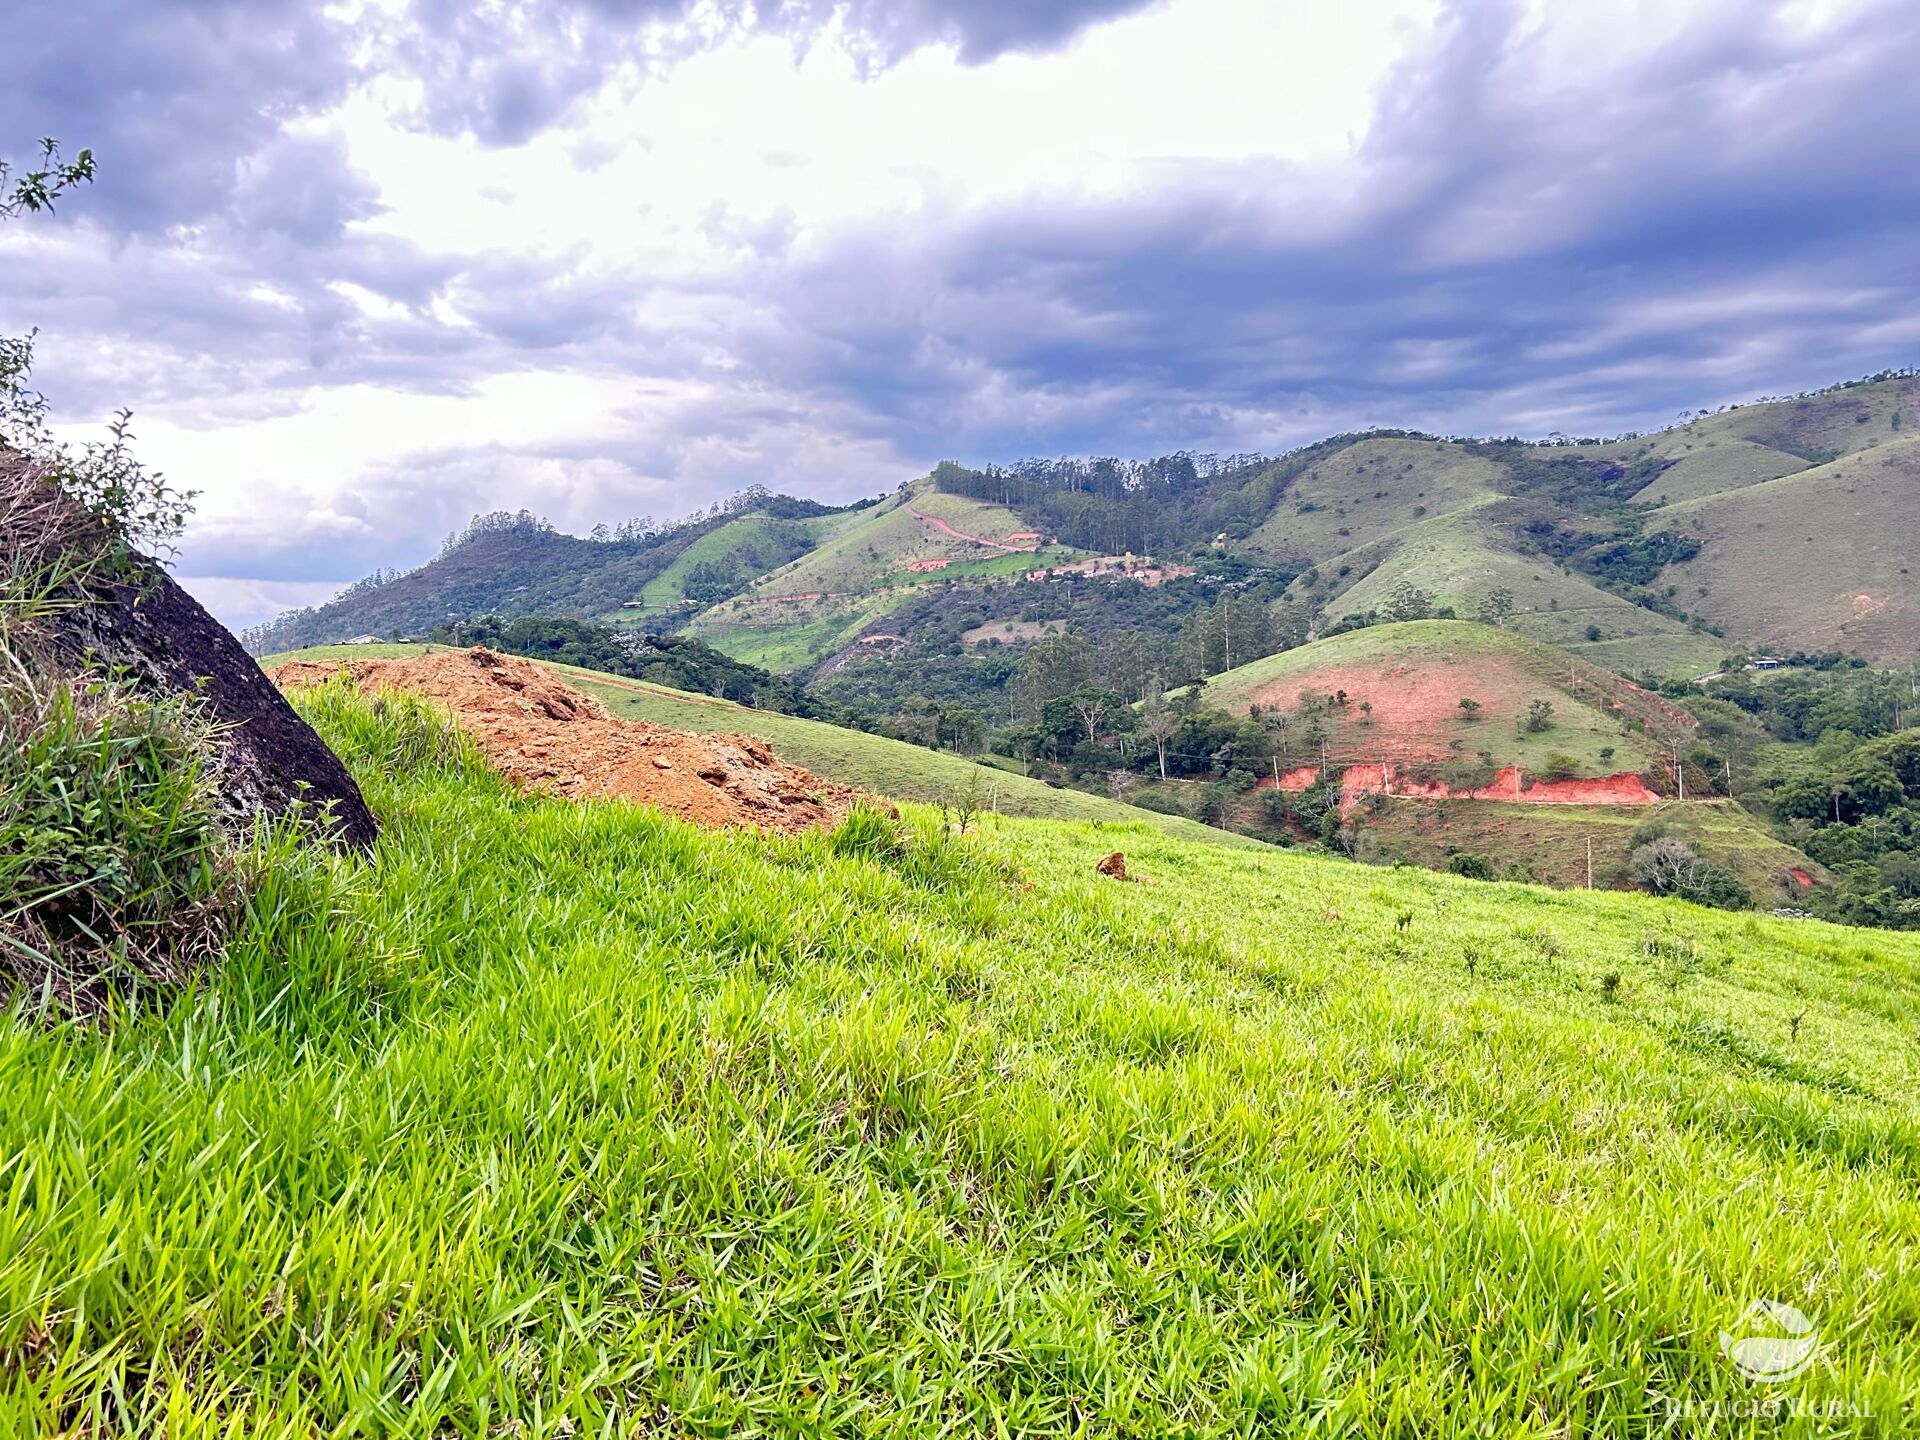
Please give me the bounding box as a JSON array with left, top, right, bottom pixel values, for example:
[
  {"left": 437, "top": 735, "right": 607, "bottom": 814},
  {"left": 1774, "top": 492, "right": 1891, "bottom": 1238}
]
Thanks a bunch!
[
  {"left": 1188, "top": 621, "right": 1824, "bottom": 897},
  {"left": 244, "top": 371, "right": 1920, "bottom": 683},
  {"left": 1196, "top": 620, "right": 1688, "bottom": 777},
  {"left": 1652, "top": 439, "right": 1920, "bottom": 658},
  {"left": 15, "top": 677, "right": 1918, "bottom": 1431}
]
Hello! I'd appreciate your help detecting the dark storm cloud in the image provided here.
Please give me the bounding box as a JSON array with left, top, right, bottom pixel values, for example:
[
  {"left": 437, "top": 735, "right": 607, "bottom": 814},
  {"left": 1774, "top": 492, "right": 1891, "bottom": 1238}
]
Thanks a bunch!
[
  {"left": 773, "top": 0, "right": 1166, "bottom": 64},
  {"left": 395, "top": 0, "right": 1163, "bottom": 144},
  {"left": 0, "top": 0, "right": 361, "bottom": 234},
  {"left": 8, "top": 0, "right": 1920, "bottom": 622},
  {"left": 721, "top": 0, "right": 1920, "bottom": 460}
]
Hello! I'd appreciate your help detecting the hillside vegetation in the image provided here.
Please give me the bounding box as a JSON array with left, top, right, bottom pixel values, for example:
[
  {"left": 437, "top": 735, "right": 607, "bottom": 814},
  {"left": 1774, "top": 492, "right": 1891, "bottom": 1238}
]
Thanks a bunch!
[
  {"left": 250, "top": 373, "right": 1920, "bottom": 687},
  {"left": 1652, "top": 440, "right": 1920, "bottom": 659},
  {"left": 4, "top": 684, "right": 1917, "bottom": 1433},
  {"left": 1197, "top": 620, "right": 1684, "bottom": 776}
]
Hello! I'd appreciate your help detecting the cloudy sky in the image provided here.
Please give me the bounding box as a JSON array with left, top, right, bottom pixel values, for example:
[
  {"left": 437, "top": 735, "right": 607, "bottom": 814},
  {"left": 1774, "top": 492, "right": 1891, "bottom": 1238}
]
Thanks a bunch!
[{"left": 3, "top": 0, "right": 1917, "bottom": 626}]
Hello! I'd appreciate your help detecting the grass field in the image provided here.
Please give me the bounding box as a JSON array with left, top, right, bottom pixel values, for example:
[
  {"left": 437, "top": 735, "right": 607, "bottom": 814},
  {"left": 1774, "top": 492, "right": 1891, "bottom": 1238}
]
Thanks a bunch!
[
  {"left": 1361, "top": 796, "right": 1821, "bottom": 899},
  {"left": 5, "top": 684, "right": 1918, "bottom": 1434},
  {"left": 1625, "top": 437, "right": 1809, "bottom": 506},
  {"left": 1655, "top": 439, "right": 1920, "bottom": 660},
  {"left": 258, "top": 644, "right": 1260, "bottom": 848},
  {"left": 1246, "top": 437, "right": 1504, "bottom": 566}
]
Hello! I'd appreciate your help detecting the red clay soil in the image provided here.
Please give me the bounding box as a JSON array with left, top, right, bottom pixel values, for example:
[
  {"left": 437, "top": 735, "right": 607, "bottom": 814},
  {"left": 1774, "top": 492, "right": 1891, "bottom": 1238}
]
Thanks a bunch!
[
  {"left": 1247, "top": 653, "right": 1691, "bottom": 764},
  {"left": 270, "top": 648, "right": 867, "bottom": 834},
  {"left": 1260, "top": 763, "right": 1661, "bottom": 814}
]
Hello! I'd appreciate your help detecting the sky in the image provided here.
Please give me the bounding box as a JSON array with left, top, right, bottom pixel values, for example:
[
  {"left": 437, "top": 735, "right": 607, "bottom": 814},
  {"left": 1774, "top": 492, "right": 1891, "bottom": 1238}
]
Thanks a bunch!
[{"left": 2, "top": 0, "right": 1917, "bottom": 627}]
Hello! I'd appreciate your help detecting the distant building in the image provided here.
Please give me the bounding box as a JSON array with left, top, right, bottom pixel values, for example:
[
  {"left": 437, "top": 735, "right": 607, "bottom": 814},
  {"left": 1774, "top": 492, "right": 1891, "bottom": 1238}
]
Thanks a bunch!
[{"left": 343, "top": 634, "right": 383, "bottom": 645}]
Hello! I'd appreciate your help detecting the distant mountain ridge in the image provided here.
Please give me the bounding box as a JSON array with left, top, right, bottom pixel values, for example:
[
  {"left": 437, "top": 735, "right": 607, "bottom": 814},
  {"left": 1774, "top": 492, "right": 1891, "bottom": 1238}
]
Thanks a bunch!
[{"left": 245, "top": 370, "right": 1920, "bottom": 673}]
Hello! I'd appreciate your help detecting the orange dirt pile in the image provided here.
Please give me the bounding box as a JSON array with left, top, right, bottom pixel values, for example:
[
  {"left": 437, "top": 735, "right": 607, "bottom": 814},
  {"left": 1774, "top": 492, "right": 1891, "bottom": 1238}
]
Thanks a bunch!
[{"left": 270, "top": 647, "right": 868, "bottom": 834}]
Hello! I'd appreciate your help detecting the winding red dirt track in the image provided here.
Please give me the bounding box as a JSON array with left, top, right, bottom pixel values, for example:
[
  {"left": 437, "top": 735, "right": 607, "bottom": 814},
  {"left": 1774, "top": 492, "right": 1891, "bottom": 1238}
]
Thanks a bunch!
[{"left": 907, "top": 503, "right": 1040, "bottom": 552}]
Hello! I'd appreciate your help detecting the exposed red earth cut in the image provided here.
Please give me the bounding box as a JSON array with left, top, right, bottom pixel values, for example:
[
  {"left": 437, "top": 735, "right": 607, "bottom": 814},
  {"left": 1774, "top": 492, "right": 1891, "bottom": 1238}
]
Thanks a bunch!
[
  {"left": 1259, "top": 763, "right": 1661, "bottom": 814},
  {"left": 271, "top": 647, "right": 869, "bottom": 834}
]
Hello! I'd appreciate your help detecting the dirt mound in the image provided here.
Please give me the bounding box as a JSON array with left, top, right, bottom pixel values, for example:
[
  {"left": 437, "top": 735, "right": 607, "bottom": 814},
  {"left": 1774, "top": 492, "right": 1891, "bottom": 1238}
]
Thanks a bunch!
[{"left": 270, "top": 648, "right": 866, "bottom": 834}]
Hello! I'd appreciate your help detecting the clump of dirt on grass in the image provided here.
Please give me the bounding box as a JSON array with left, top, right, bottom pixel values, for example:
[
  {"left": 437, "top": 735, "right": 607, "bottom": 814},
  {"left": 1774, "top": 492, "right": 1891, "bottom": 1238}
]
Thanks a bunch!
[{"left": 271, "top": 647, "right": 867, "bottom": 834}]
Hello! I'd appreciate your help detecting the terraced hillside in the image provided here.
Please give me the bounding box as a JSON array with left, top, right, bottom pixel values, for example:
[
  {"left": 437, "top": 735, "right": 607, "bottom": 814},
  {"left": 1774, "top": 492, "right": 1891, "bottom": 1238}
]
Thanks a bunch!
[{"left": 683, "top": 482, "right": 1082, "bottom": 671}]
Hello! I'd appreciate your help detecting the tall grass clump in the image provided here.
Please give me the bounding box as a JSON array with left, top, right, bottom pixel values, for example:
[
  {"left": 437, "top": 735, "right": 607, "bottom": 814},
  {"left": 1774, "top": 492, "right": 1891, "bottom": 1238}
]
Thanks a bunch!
[
  {"left": 0, "top": 673, "right": 234, "bottom": 1008},
  {"left": 0, "top": 427, "right": 297, "bottom": 1011}
]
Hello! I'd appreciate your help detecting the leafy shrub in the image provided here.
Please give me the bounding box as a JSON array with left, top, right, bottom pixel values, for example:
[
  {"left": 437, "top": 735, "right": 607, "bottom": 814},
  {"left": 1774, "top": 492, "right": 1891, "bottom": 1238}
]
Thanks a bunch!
[{"left": 1446, "top": 852, "right": 1496, "bottom": 880}]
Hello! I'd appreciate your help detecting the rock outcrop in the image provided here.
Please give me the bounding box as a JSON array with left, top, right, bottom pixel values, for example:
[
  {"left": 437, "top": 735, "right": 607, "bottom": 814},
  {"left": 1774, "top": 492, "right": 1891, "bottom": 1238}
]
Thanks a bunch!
[
  {"left": 4, "top": 449, "right": 376, "bottom": 848},
  {"left": 54, "top": 559, "right": 379, "bottom": 848}
]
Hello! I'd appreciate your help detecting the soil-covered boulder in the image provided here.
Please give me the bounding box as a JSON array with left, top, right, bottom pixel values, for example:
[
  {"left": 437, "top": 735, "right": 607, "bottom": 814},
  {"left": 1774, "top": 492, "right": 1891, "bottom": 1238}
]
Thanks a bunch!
[{"left": 53, "top": 559, "right": 378, "bottom": 848}]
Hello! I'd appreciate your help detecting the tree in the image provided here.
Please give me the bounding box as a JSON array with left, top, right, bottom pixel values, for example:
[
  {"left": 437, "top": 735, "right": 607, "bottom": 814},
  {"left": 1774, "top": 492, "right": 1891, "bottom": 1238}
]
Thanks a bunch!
[
  {"left": 1381, "top": 580, "right": 1434, "bottom": 623},
  {"left": 1523, "top": 699, "right": 1555, "bottom": 733},
  {"left": 1478, "top": 587, "right": 1516, "bottom": 627},
  {"left": 1067, "top": 688, "right": 1118, "bottom": 747},
  {"left": 1100, "top": 628, "right": 1159, "bottom": 703},
  {"left": 1458, "top": 697, "right": 1483, "bottom": 721},
  {"left": 1009, "top": 632, "right": 1093, "bottom": 723},
  {"left": 1140, "top": 688, "right": 1180, "bottom": 781},
  {"left": 1632, "top": 837, "right": 1702, "bottom": 894}
]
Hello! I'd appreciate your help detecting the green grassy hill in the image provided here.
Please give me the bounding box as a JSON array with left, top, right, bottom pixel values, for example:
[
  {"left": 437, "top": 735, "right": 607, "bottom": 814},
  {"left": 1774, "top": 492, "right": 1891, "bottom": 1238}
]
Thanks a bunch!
[
  {"left": 683, "top": 482, "right": 1083, "bottom": 671},
  {"left": 1292, "top": 511, "right": 1726, "bottom": 678},
  {"left": 260, "top": 643, "right": 1258, "bottom": 848},
  {"left": 8, "top": 683, "right": 1917, "bottom": 1433},
  {"left": 1244, "top": 437, "right": 1505, "bottom": 565},
  {"left": 615, "top": 512, "right": 827, "bottom": 620},
  {"left": 1653, "top": 439, "right": 1920, "bottom": 658},
  {"left": 1196, "top": 620, "right": 1684, "bottom": 774}
]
